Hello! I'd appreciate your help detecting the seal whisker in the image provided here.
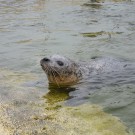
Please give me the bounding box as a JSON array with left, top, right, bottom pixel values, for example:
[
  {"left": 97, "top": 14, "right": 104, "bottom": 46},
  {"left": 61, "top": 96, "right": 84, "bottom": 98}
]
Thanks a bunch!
[
  {"left": 49, "top": 66, "right": 60, "bottom": 87},
  {"left": 50, "top": 66, "right": 63, "bottom": 80},
  {"left": 43, "top": 65, "right": 60, "bottom": 87},
  {"left": 45, "top": 65, "right": 50, "bottom": 74}
]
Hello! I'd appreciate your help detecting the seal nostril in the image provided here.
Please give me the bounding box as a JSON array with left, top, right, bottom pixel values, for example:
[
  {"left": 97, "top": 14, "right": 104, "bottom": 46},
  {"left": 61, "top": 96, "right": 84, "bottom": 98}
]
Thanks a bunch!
[{"left": 43, "top": 58, "right": 50, "bottom": 62}]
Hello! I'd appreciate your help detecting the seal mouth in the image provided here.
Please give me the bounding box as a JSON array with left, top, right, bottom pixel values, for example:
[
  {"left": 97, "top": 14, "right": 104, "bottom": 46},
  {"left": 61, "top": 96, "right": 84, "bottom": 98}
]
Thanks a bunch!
[{"left": 40, "top": 61, "right": 60, "bottom": 77}]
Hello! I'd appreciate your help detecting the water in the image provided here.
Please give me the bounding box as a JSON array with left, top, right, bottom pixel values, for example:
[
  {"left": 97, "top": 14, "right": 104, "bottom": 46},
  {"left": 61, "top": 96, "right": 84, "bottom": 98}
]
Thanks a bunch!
[{"left": 0, "top": 0, "right": 135, "bottom": 134}]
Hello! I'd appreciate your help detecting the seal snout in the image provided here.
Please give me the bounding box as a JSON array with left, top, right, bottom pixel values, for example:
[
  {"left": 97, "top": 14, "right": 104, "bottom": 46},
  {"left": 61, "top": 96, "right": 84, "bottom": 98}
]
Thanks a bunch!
[
  {"left": 42, "top": 57, "right": 50, "bottom": 62},
  {"left": 40, "top": 57, "right": 50, "bottom": 66}
]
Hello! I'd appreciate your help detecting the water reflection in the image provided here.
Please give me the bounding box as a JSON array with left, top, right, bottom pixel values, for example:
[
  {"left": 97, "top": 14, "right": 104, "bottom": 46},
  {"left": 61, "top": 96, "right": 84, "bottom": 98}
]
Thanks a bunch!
[{"left": 43, "top": 86, "right": 76, "bottom": 105}]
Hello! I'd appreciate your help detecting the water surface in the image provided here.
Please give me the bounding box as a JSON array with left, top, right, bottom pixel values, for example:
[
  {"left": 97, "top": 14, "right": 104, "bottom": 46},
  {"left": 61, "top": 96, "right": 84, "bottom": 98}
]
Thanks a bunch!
[{"left": 0, "top": 0, "right": 135, "bottom": 134}]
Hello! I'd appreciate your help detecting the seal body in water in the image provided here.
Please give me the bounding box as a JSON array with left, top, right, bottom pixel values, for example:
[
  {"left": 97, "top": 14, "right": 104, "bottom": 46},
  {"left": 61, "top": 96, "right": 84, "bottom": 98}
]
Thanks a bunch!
[{"left": 40, "top": 55, "right": 128, "bottom": 87}]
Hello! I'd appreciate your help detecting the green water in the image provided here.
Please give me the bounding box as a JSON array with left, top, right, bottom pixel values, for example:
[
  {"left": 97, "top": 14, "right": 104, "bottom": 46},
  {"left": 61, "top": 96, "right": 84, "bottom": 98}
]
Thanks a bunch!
[{"left": 0, "top": 0, "right": 135, "bottom": 134}]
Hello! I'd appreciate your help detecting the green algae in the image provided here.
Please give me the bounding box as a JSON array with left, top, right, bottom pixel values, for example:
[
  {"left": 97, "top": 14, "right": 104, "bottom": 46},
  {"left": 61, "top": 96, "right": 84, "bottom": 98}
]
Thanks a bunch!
[
  {"left": 0, "top": 68, "right": 37, "bottom": 89},
  {"left": 0, "top": 104, "right": 15, "bottom": 135},
  {"left": 0, "top": 101, "right": 134, "bottom": 135},
  {"left": 44, "top": 104, "right": 134, "bottom": 135}
]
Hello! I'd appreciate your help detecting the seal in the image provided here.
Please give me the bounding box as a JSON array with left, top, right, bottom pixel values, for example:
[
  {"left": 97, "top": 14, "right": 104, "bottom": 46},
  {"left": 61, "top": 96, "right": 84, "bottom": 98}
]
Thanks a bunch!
[
  {"left": 40, "top": 55, "right": 127, "bottom": 87},
  {"left": 40, "top": 55, "right": 83, "bottom": 87}
]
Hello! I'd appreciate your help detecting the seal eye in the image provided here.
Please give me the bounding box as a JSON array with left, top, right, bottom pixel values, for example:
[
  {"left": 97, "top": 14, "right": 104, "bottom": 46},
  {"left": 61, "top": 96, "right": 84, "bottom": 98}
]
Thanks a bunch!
[{"left": 57, "top": 61, "right": 64, "bottom": 66}]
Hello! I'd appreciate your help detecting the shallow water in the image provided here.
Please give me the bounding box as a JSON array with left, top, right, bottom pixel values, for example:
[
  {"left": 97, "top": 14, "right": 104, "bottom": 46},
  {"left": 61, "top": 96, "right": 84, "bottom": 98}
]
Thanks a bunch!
[{"left": 0, "top": 0, "right": 135, "bottom": 134}]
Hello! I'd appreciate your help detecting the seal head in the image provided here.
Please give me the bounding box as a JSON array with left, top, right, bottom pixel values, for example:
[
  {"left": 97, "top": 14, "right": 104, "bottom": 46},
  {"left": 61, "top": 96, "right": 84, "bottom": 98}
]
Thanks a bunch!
[{"left": 40, "top": 55, "right": 80, "bottom": 87}]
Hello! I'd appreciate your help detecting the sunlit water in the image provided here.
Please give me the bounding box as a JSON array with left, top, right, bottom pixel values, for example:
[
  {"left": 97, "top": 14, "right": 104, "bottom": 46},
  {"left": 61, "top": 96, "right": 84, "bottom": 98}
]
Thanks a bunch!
[{"left": 0, "top": 0, "right": 135, "bottom": 134}]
